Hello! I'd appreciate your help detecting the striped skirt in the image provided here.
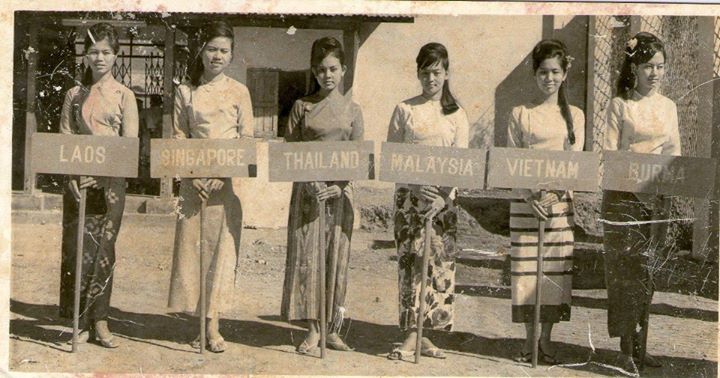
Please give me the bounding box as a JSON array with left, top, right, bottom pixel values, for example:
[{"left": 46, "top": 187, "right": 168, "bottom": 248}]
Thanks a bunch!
[{"left": 510, "top": 198, "right": 574, "bottom": 323}]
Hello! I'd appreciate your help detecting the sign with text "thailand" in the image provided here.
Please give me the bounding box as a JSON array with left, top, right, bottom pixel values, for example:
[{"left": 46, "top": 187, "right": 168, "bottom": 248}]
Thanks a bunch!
[
  {"left": 378, "top": 142, "right": 487, "bottom": 188},
  {"left": 602, "top": 151, "right": 716, "bottom": 198},
  {"left": 268, "top": 141, "right": 374, "bottom": 182},
  {"left": 31, "top": 133, "right": 139, "bottom": 177},
  {"left": 487, "top": 147, "right": 599, "bottom": 192},
  {"left": 150, "top": 138, "right": 257, "bottom": 178}
]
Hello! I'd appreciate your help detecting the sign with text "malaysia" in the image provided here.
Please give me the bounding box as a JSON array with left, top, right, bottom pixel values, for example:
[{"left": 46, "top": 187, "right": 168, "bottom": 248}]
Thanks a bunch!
[
  {"left": 487, "top": 147, "right": 599, "bottom": 192},
  {"left": 378, "top": 142, "right": 487, "bottom": 188},
  {"left": 268, "top": 141, "right": 374, "bottom": 182},
  {"left": 602, "top": 151, "right": 716, "bottom": 198},
  {"left": 150, "top": 138, "right": 257, "bottom": 178},
  {"left": 31, "top": 133, "right": 139, "bottom": 177}
]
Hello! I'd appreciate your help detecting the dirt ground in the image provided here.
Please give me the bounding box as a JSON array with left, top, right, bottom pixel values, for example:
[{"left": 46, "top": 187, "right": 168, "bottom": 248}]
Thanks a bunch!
[{"left": 8, "top": 191, "right": 719, "bottom": 377}]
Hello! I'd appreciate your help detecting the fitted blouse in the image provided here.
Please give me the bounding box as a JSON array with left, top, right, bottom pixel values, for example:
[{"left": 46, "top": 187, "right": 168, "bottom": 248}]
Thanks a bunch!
[
  {"left": 59, "top": 74, "right": 139, "bottom": 137},
  {"left": 507, "top": 103, "right": 585, "bottom": 152},
  {"left": 386, "top": 95, "right": 469, "bottom": 148},
  {"left": 603, "top": 91, "right": 681, "bottom": 156},
  {"left": 285, "top": 90, "right": 364, "bottom": 142},
  {"left": 173, "top": 73, "right": 254, "bottom": 139}
]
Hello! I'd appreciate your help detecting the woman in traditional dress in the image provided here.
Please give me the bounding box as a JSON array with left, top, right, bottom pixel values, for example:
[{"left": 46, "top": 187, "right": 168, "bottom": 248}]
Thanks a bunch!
[
  {"left": 281, "top": 37, "right": 364, "bottom": 355},
  {"left": 507, "top": 39, "right": 584, "bottom": 364},
  {"left": 602, "top": 32, "right": 678, "bottom": 370},
  {"left": 386, "top": 42, "right": 469, "bottom": 361},
  {"left": 59, "top": 22, "right": 139, "bottom": 348},
  {"left": 167, "top": 20, "right": 254, "bottom": 353}
]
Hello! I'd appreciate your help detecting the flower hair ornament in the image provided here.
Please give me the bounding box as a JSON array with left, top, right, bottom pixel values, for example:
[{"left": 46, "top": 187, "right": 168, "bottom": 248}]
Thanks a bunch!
[
  {"left": 564, "top": 55, "right": 575, "bottom": 69},
  {"left": 87, "top": 28, "right": 97, "bottom": 45},
  {"left": 626, "top": 38, "right": 638, "bottom": 57}
]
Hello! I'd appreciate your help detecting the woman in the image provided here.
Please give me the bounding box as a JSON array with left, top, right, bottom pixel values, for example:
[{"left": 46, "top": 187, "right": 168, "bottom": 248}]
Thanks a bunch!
[
  {"left": 507, "top": 39, "right": 585, "bottom": 364},
  {"left": 59, "top": 22, "right": 139, "bottom": 348},
  {"left": 602, "top": 32, "right": 679, "bottom": 370},
  {"left": 167, "top": 20, "right": 254, "bottom": 353},
  {"left": 386, "top": 42, "right": 469, "bottom": 361},
  {"left": 280, "top": 37, "right": 364, "bottom": 355}
]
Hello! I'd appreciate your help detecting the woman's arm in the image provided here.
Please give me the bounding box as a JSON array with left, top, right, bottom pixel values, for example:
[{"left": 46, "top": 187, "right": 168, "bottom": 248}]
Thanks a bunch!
[
  {"left": 172, "top": 86, "right": 191, "bottom": 139},
  {"left": 284, "top": 100, "right": 304, "bottom": 142},
  {"left": 662, "top": 101, "right": 682, "bottom": 156},
  {"left": 386, "top": 104, "right": 405, "bottom": 143},
  {"left": 238, "top": 85, "right": 255, "bottom": 138},
  {"left": 59, "top": 89, "right": 75, "bottom": 135},
  {"left": 603, "top": 98, "right": 622, "bottom": 151},
  {"left": 121, "top": 90, "right": 139, "bottom": 138}
]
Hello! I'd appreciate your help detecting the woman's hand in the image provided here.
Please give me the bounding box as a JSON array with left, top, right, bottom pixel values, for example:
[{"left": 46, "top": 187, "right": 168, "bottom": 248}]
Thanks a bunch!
[
  {"left": 524, "top": 193, "right": 548, "bottom": 222},
  {"left": 206, "top": 178, "right": 225, "bottom": 193},
  {"left": 424, "top": 195, "right": 446, "bottom": 221},
  {"left": 192, "top": 179, "right": 209, "bottom": 201},
  {"left": 317, "top": 185, "right": 342, "bottom": 201},
  {"left": 68, "top": 176, "right": 102, "bottom": 202},
  {"left": 537, "top": 191, "right": 561, "bottom": 209},
  {"left": 419, "top": 185, "right": 443, "bottom": 202}
]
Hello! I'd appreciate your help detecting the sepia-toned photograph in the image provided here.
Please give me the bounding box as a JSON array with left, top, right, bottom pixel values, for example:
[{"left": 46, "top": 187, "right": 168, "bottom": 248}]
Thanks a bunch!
[{"left": 5, "top": 1, "right": 719, "bottom": 376}]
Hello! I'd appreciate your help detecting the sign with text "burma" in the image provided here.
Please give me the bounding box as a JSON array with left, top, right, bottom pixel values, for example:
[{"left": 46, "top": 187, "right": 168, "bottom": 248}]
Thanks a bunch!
[
  {"left": 487, "top": 147, "right": 599, "bottom": 192},
  {"left": 150, "top": 138, "right": 257, "bottom": 178},
  {"left": 379, "top": 142, "right": 487, "bottom": 188},
  {"left": 268, "top": 141, "right": 374, "bottom": 182},
  {"left": 31, "top": 133, "right": 138, "bottom": 177},
  {"left": 602, "top": 151, "right": 716, "bottom": 198}
]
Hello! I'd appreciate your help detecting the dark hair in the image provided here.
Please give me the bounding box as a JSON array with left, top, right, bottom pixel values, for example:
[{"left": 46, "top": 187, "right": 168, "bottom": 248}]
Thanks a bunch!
[
  {"left": 416, "top": 43, "right": 459, "bottom": 115},
  {"left": 189, "top": 20, "right": 235, "bottom": 87},
  {"left": 616, "top": 32, "right": 666, "bottom": 100},
  {"left": 81, "top": 23, "right": 120, "bottom": 86},
  {"left": 307, "top": 37, "right": 345, "bottom": 95},
  {"left": 531, "top": 39, "right": 576, "bottom": 145}
]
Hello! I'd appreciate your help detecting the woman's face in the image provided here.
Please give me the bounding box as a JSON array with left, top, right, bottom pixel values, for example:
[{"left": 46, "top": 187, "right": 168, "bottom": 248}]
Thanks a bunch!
[
  {"left": 634, "top": 51, "right": 665, "bottom": 94},
  {"left": 534, "top": 57, "right": 567, "bottom": 96},
  {"left": 201, "top": 36, "right": 233, "bottom": 76},
  {"left": 417, "top": 61, "right": 448, "bottom": 98},
  {"left": 312, "top": 54, "right": 345, "bottom": 93},
  {"left": 85, "top": 37, "right": 117, "bottom": 77}
]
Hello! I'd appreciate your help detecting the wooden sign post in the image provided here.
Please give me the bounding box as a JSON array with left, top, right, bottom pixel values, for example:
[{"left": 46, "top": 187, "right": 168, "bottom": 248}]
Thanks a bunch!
[
  {"left": 269, "top": 140, "right": 373, "bottom": 359},
  {"left": 602, "top": 150, "right": 717, "bottom": 369},
  {"left": 151, "top": 138, "right": 257, "bottom": 354},
  {"left": 487, "top": 147, "right": 599, "bottom": 368},
  {"left": 379, "top": 142, "right": 487, "bottom": 363},
  {"left": 30, "top": 133, "right": 139, "bottom": 353}
]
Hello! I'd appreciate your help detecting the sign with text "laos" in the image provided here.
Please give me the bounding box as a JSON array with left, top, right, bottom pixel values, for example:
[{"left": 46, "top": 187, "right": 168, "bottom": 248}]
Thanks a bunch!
[
  {"left": 378, "top": 142, "right": 487, "bottom": 188},
  {"left": 150, "top": 138, "right": 257, "bottom": 178},
  {"left": 602, "top": 151, "right": 716, "bottom": 198},
  {"left": 31, "top": 133, "right": 138, "bottom": 177},
  {"left": 487, "top": 147, "right": 599, "bottom": 192},
  {"left": 268, "top": 141, "right": 374, "bottom": 182}
]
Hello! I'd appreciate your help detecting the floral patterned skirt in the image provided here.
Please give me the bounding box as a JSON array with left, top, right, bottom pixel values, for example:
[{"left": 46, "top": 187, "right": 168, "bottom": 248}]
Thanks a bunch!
[
  {"left": 393, "top": 186, "right": 458, "bottom": 332},
  {"left": 59, "top": 178, "right": 126, "bottom": 329}
]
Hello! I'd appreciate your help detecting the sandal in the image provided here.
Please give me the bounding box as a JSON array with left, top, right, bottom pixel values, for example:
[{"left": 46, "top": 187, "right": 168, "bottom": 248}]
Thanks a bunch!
[
  {"left": 513, "top": 351, "right": 532, "bottom": 363},
  {"left": 421, "top": 346, "right": 446, "bottom": 359},
  {"left": 208, "top": 336, "right": 226, "bottom": 353},
  {"left": 66, "top": 329, "right": 92, "bottom": 345},
  {"left": 93, "top": 333, "right": 120, "bottom": 349},
  {"left": 296, "top": 340, "right": 318, "bottom": 355},
  {"left": 189, "top": 336, "right": 202, "bottom": 349},
  {"left": 327, "top": 333, "right": 354, "bottom": 351},
  {"left": 634, "top": 353, "right": 663, "bottom": 368},
  {"left": 539, "top": 347, "right": 561, "bottom": 365},
  {"left": 387, "top": 348, "right": 414, "bottom": 361}
]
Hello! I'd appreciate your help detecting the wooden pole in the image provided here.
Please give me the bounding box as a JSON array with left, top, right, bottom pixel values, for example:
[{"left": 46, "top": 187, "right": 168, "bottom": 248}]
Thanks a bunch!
[
  {"left": 160, "top": 26, "right": 175, "bottom": 199},
  {"left": 72, "top": 188, "right": 87, "bottom": 353},
  {"left": 318, "top": 198, "right": 327, "bottom": 358},
  {"left": 414, "top": 216, "right": 433, "bottom": 364},
  {"left": 23, "top": 23, "right": 38, "bottom": 194},
  {"left": 199, "top": 199, "right": 207, "bottom": 354},
  {"left": 531, "top": 191, "right": 547, "bottom": 368}
]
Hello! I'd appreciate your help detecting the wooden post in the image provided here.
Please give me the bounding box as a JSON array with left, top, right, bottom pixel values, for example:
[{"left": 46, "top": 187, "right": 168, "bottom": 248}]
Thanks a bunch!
[
  {"left": 342, "top": 26, "right": 359, "bottom": 96},
  {"left": 318, "top": 198, "right": 327, "bottom": 358},
  {"left": 713, "top": 17, "right": 720, "bottom": 263},
  {"left": 160, "top": 26, "right": 176, "bottom": 198},
  {"left": 692, "top": 16, "right": 718, "bottom": 260},
  {"left": 199, "top": 199, "right": 207, "bottom": 354},
  {"left": 414, "top": 216, "right": 433, "bottom": 364},
  {"left": 326, "top": 201, "right": 343, "bottom": 337},
  {"left": 585, "top": 16, "right": 597, "bottom": 152},
  {"left": 23, "top": 24, "right": 38, "bottom": 194},
  {"left": 629, "top": 16, "right": 642, "bottom": 35},
  {"left": 72, "top": 188, "right": 87, "bottom": 353},
  {"left": 531, "top": 191, "right": 547, "bottom": 368},
  {"left": 542, "top": 15, "right": 555, "bottom": 39}
]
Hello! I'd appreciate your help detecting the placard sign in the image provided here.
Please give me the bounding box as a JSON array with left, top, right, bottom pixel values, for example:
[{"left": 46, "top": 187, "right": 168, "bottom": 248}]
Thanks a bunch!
[
  {"left": 379, "top": 142, "right": 487, "bottom": 188},
  {"left": 150, "top": 138, "right": 257, "bottom": 178},
  {"left": 268, "top": 141, "right": 374, "bottom": 182},
  {"left": 602, "top": 151, "right": 716, "bottom": 198},
  {"left": 31, "top": 133, "right": 139, "bottom": 177},
  {"left": 487, "top": 147, "right": 599, "bottom": 192}
]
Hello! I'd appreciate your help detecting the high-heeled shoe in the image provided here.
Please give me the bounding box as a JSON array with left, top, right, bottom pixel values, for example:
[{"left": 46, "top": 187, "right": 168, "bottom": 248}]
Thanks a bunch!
[
  {"left": 295, "top": 339, "right": 318, "bottom": 355},
  {"left": 327, "top": 333, "right": 354, "bottom": 351},
  {"left": 92, "top": 329, "right": 120, "bottom": 349}
]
